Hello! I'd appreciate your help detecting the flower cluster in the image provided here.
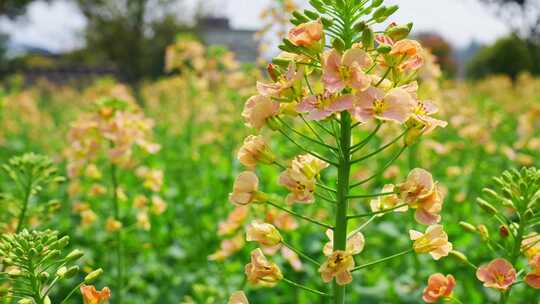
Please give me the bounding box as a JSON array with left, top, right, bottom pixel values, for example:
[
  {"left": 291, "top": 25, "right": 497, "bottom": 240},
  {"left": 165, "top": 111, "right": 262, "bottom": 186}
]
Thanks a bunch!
[{"left": 217, "top": 0, "right": 452, "bottom": 302}]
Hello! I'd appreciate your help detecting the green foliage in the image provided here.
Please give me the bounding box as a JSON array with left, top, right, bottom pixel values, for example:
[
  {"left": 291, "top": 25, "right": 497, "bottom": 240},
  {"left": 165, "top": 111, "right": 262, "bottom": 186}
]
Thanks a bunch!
[
  {"left": 1, "top": 153, "right": 64, "bottom": 232},
  {"left": 0, "top": 230, "right": 92, "bottom": 304},
  {"left": 466, "top": 35, "right": 535, "bottom": 80}
]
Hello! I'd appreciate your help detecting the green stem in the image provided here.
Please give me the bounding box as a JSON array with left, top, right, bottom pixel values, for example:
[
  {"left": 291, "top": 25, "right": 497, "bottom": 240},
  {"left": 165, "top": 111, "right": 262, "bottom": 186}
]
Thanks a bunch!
[
  {"left": 347, "top": 203, "right": 408, "bottom": 219},
  {"left": 281, "top": 240, "right": 320, "bottom": 266},
  {"left": 266, "top": 200, "right": 333, "bottom": 229},
  {"left": 350, "top": 129, "right": 409, "bottom": 165},
  {"left": 59, "top": 282, "right": 84, "bottom": 304},
  {"left": 352, "top": 249, "right": 413, "bottom": 272},
  {"left": 282, "top": 277, "right": 332, "bottom": 297},
  {"left": 333, "top": 111, "right": 352, "bottom": 304},
  {"left": 349, "top": 145, "right": 407, "bottom": 189},
  {"left": 15, "top": 176, "right": 33, "bottom": 233},
  {"left": 110, "top": 162, "right": 124, "bottom": 303}
]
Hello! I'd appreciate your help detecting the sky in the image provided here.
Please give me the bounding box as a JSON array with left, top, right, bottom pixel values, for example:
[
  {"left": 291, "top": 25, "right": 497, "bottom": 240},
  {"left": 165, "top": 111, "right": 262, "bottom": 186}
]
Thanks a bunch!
[{"left": 0, "top": 0, "right": 510, "bottom": 53}]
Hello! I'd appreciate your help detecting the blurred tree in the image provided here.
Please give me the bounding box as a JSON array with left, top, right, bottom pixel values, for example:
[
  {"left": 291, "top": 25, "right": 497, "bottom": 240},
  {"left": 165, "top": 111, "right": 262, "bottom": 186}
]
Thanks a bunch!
[
  {"left": 416, "top": 32, "right": 457, "bottom": 77},
  {"left": 0, "top": 0, "right": 48, "bottom": 19},
  {"left": 480, "top": 0, "right": 540, "bottom": 40},
  {"left": 74, "top": 0, "right": 190, "bottom": 90},
  {"left": 466, "top": 34, "right": 535, "bottom": 80}
]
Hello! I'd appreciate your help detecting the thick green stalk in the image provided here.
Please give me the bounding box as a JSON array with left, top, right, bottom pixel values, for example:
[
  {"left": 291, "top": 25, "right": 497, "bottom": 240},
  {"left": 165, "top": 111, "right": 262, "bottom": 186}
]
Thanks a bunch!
[
  {"left": 333, "top": 112, "right": 352, "bottom": 304},
  {"left": 110, "top": 163, "right": 124, "bottom": 303}
]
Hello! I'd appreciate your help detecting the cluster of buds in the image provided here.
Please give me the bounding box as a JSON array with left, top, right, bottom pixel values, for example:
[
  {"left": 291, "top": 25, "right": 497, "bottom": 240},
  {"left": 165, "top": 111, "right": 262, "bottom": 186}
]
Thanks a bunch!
[
  {"left": 218, "top": 0, "right": 452, "bottom": 303},
  {"left": 455, "top": 167, "right": 540, "bottom": 302},
  {"left": 0, "top": 229, "right": 107, "bottom": 303},
  {"left": 0, "top": 153, "right": 64, "bottom": 233}
]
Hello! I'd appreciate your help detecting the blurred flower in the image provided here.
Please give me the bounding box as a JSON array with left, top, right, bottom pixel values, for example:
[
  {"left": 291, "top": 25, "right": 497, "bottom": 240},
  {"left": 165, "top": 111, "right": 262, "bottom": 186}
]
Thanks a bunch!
[
  {"left": 245, "top": 248, "right": 283, "bottom": 287},
  {"left": 229, "top": 172, "right": 263, "bottom": 206},
  {"left": 133, "top": 195, "right": 148, "bottom": 208},
  {"left": 84, "top": 164, "right": 102, "bottom": 180},
  {"left": 246, "top": 221, "right": 282, "bottom": 247},
  {"left": 237, "top": 135, "right": 275, "bottom": 168},
  {"left": 422, "top": 273, "right": 455, "bottom": 303},
  {"left": 288, "top": 20, "right": 323, "bottom": 47},
  {"left": 80, "top": 284, "right": 111, "bottom": 304},
  {"left": 219, "top": 206, "right": 249, "bottom": 236},
  {"left": 257, "top": 62, "right": 303, "bottom": 99},
  {"left": 323, "top": 48, "right": 372, "bottom": 93},
  {"left": 476, "top": 258, "right": 516, "bottom": 291},
  {"left": 136, "top": 211, "right": 151, "bottom": 231},
  {"left": 319, "top": 250, "right": 355, "bottom": 285},
  {"left": 525, "top": 254, "right": 540, "bottom": 289},
  {"left": 208, "top": 234, "right": 245, "bottom": 261},
  {"left": 409, "top": 225, "right": 452, "bottom": 260},
  {"left": 150, "top": 195, "right": 167, "bottom": 215},
  {"left": 522, "top": 233, "right": 540, "bottom": 258},
  {"left": 105, "top": 217, "right": 122, "bottom": 232},
  {"left": 136, "top": 166, "right": 164, "bottom": 192},
  {"left": 80, "top": 210, "right": 97, "bottom": 228},
  {"left": 242, "top": 95, "right": 280, "bottom": 130},
  {"left": 228, "top": 291, "right": 249, "bottom": 304}
]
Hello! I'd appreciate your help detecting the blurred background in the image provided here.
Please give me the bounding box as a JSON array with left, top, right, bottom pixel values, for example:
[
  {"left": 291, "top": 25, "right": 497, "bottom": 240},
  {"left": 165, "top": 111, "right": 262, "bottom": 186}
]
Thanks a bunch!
[{"left": 1, "top": 0, "right": 539, "bottom": 85}]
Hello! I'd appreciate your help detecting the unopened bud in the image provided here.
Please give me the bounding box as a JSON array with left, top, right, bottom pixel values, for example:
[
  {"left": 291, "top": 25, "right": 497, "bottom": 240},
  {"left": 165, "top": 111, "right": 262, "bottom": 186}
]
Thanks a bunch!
[
  {"left": 377, "top": 44, "right": 392, "bottom": 54},
  {"left": 499, "top": 225, "right": 509, "bottom": 238},
  {"left": 65, "top": 249, "right": 84, "bottom": 262},
  {"left": 332, "top": 38, "right": 345, "bottom": 52},
  {"left": 449, "top": 250, "right": 469, "bottom": 263},
  {"left": 267, "top": 64, "right": 279, "bottom": 82},
  {"left": 371, "top": 0, "right": 383, "bottom": 7},
  {"left": 361, "top": 28, "right": 374, "bottom": 49},
  {"left": 477, "top": 224, "right": 489, "bottom": 241},
  {"left": 354, "top": 21, "right": 367, "bottom": 32},
  {"left": 477, "top": 198, "right": 498, "bottom": 215},
  {"left": 84, "top": 268, "right": 103, "bottom": 283},
  {"left": 387, "top": 25, "right": 411, "bottom": 41},
  {"left": 459, "top": 221, "right": 477, "bottom": 233}
]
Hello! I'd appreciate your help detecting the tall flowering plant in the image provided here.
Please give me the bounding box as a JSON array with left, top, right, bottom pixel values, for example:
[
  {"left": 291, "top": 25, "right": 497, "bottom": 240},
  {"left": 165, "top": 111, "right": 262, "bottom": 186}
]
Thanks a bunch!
[
  {"left": 455, "top": 167, "right": 540, "bottom": 303},
  {"left": 224, "top": 0, "right": 452, "bottom": 303},
  {"left": 65, "top": 97, "right": 163, "bottom": 303}
]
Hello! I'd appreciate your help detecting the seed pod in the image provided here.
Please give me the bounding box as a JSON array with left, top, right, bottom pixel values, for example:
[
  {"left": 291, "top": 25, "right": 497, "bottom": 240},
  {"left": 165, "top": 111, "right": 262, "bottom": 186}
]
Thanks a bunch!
[
  {"left": 449, "top": 250, "right": 469, "bottom": 263},
  {"left": 477, "top": 198, "right": 498, "bottom": 215},
  {"left": 84, "top": 268, "right": 104, "bottom": 283},
  {"left": 459, "top": 221, "right": 477, "bottom": 233}
]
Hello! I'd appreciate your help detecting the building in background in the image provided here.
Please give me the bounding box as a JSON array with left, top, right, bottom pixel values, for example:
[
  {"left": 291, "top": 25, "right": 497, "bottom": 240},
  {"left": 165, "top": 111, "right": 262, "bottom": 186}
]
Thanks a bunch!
[{"left": 198, "top": 17, "right": 258, "bottom": 62}]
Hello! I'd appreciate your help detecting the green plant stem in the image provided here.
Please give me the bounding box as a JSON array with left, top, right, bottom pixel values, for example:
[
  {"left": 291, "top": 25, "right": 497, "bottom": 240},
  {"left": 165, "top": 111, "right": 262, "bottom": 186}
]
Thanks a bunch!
[
  {"left": 59, "top": 282, "right": 84, "bottom": 304},
  {"left": 333, "top": 111, "right": 352, "bottom": 304},
  {"left": 282, "top": 277, "right": 332, "bottom": 297},
  {"left": 281, "top": 240, "right": 320, "bottom": 266},
  {"left": 110, "top": 162, "right": 124, "bottom": 303},
  {"left": 15, "top": 176, "right": 33, "bottom": 233},
  {"left": 266, "top": 200, "right": 333, "bottom": 229},
  {"left": 349, "top": 145, "right": 407, "bottom": 189},
  {"left": 499, "top": 207, "right": 526, "bottom": 304},
  {"left": 350, "top": 129, "right": 409, "bottom": 165},
  {"left": 347, "top": 191, "right": 397, "bottom": 200},
  {"left": 347, "top": 203, "right": 408, "bottom": 219},
  {"left": 352, "top": 249, "right": 413, "bottom": 272}
]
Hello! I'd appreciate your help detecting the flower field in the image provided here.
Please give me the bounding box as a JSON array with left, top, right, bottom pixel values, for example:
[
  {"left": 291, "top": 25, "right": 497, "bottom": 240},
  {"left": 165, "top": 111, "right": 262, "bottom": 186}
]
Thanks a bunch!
[{"left": 2, "top": 0, "right": 540, "bottom": 303}]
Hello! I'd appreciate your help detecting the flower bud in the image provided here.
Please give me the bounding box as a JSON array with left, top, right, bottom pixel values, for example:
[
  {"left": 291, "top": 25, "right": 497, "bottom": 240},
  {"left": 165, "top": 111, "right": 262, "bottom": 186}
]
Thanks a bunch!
[
  {"left": 377, "top": 44, "right": 392, "bottom": 54},
  {"left": 354, "top": 21, "right": 367, "bottom": 32},
  {"left": 309, "top": 0, "right": 326, "bottom": 13},
  {"left": 499, "top": 225, "right": 509, "bottom": 238},
  {"left": 477, "top": 224, "right": 489, "bottom": 241},
  {"left": 449, "top": 250, "right": 469, "bottom": 263},
  {"left": 65, "top": 249, "right": 85, "bottom": 262},
  {"left": 459, "top": 221, "right": 477, "bottom": 233},
  {"left": 332, "top": 37, "right": 345, "bottom": 52},
  {"left": 477, "top": 198, "right": 498, "bottom": 215},
  {"left": 246, "top": 221, "right": 282, "bottom": 246},
  {"left": 387, "top": 25, "right": 411, "bottom": 41},
  {"left": 84, "top": 268, "right": 103, "bottom": 283},
  {"left": 361, "top": 28, "right": 374, "bottom": 49},
  {"left": 304, "top": 9, "right": 319, "bottom": 20}
]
